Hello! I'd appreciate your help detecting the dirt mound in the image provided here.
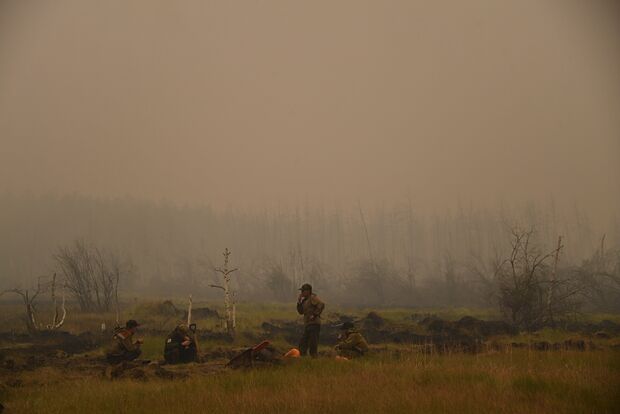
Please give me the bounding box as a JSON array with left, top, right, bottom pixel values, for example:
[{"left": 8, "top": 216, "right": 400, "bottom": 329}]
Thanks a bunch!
[
  {"left": 0, "top": 330, "right": 106, "bottom": 375},
  {"left": 260, "top": 314, "right": 503, "bottom": 350},
  {"left": 0, "top": 331, "right": 101, "bottom": 356},
  {"left": 227, "top": 343, "right": 284, "bottom": 369},
  {"left": 135, "top": 301, "right": 182, "bottom": 317},
  {"left": 420, "top": 316, "right": 618, "bottom": 339},
  {"left": 104, "top": 361, "right": 181, "bottom": 381},
  {"left": 597, "top": 320, "right": 620, "bottom": 333},
  {"left": 511, "top": 339, "right": 594, "bottom": 351},
  {"left": 257, "top": 314, "right": 607, "bottom": 354},
  {"left": 362, "top": 312, "right": 386, "bottom": 329},
  {"left": 133, "top": 301, "right": 219, "bottom": 323},
  {"left": 197, "top": 330, "right": 235, "bottom": 343},
  {"left": 201, "top": 346, "right": 238, "bottom": 360},
  {"left": 261, "top": 321, "right": 343, "bottom": 345},
  {"left": 563, "top": 319, "right": 620, "bottom": 336},
  {"left": 259, "top": 315, "right": 492, "bottom": 352},
  {"left": 261, "top": 321, "right": 301, "bottom": 344},
  {"left": 420, "top": 316, "right": 516, "bottom": 338},
  {"left": 184, "top": 307, "right": 220, "bottom": 320},
  {"left": 354, "top": 315, "right": 515, "bottom": 352},
  {"left": 328, "top": 313, "right": 356, "bottom": 324},
  {"left": 420, "top": 316, "right": 451, "bottom": 333},
  {"left": 455, "top": 316, "right": 517, "bottom": 337}
]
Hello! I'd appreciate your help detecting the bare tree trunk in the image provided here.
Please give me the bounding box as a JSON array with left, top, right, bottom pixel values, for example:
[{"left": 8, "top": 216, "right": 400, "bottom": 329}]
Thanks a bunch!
[
  {"left": 55, "top": 240, "right": 129, "bottom": 313},
  {"left": 1, "top": 277, "right": 46, "bottom": 334},
  {"left": 115, "top": 269, "right": 120, "bottom": 326},
  {"left": 223, "top": 274, "right": 232, "bottom": 332},
  {"left": 212, "top": 248, "right": 238, "bottom": 336},
  {"left": 232, "top": 292, "right": 237, "bottom": 329},
  {"left": 358, "top": 201, "right": 375, "bottom": 268},
  {"left": 56, "top": 284, "right": 67, "bottom": 329},
  {"left": 406, "top": 198, "right": 416, "bottom": 296},
  {"left": 50, "top": 273, "right": 58, "bottom": 328},
  {"left": 547, "top": 235, "right": 563, "bottom": 325},
  {"left": 25, "top": 291, "right": 37, "bottom": 333},
  {"left": 48, "top": 275, "right": 67, "bottom": 330},
  {"left": 187, "top": 294, "right": 193, "bottom": 325}
]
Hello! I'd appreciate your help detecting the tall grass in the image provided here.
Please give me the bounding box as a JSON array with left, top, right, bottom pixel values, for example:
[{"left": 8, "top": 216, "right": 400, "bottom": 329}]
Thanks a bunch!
[{"left": 4, "top": 350, "right": 619, "bottom": 414}]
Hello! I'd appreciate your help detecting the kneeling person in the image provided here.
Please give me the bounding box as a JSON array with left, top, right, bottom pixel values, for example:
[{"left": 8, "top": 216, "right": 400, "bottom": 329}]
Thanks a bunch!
[
  {"left": 164, "top": 324, "right": 198, "bottom": 364},
  {"left": 106, "top": 320, "right": 143, "bottom": 364},
  {"left": 335, "top": 322, "right": 369, "bottom": 358}
]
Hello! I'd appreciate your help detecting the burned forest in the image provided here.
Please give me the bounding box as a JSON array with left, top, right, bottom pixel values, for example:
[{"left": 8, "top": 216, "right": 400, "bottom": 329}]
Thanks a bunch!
[{"left": 1, "top": 0, "right": 619, "bottom": 413}]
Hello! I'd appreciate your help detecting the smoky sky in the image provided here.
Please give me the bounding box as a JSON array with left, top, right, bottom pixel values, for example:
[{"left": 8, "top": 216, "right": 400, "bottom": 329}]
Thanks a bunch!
[{"left": 0, "top": 0, "right": 619, "bottom": 217}]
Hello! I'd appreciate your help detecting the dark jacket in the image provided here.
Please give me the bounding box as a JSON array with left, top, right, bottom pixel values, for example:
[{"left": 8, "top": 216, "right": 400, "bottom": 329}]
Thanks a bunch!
[{"left": 164, "top": 325, "right": 197, "bottom": 364}]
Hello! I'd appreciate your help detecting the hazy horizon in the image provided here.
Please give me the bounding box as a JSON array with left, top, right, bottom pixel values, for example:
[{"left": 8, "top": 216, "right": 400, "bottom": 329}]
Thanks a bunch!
[{"left": 1, "top": 1, "right": 619, "bottom": 219}]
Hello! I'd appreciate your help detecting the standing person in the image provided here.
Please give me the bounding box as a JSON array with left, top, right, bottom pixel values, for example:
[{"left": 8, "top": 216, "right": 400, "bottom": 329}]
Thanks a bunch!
[
  {"left": 106, "top": 319, "right": 143, "bottom": 364},
  {"left": 296, "top": 283, "right": 325, "bottom": 357}
]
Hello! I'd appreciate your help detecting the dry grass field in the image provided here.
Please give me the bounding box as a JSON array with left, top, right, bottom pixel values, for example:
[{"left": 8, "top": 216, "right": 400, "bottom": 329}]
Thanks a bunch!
[
  {"left": 3, "top": 350, "right": 619, "bottom": 414},
  {"left": 1, "top": 301, "right": 619, "bottom": 413}
]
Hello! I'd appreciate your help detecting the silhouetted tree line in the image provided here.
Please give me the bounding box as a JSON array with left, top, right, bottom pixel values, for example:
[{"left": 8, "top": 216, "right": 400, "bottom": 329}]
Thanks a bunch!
[{"left": 1, "top": 194, "right": 618, "bottom": 322}]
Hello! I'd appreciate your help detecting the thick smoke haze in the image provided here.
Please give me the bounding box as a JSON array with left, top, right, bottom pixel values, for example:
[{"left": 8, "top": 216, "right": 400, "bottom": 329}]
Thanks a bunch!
[
  {"left": 1, "top": 7, "right": 620, "bottom": 408},
  {"left": 1, "top": 0, "right": 618, "bottom": 218}
]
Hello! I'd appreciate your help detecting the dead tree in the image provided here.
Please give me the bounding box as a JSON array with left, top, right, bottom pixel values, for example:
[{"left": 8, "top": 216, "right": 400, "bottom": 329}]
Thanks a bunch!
[
  {"left": 54, "top": 240, "right": 128, "bottom": 312},
  {"left": 114, "top": 267, "right": 121, "bottom": 326},
  {"left": 47, "top": 273, "right": 67, "bottom": 330},
  {"left": 187, "top": 294, "right": 193, "bottom": 325},
  {"left": 442, "top": 251, "right": 457, "bottom": 304},
  {"left": 55, "top": 240, "right": 96, "bottom": 311},
  {"left": 186, "top": 294, "right": 201, "bottom": 354},
  {"left": 266, "top": 263, "right": 292, "bottom": 302},
  {"left": 405, "top": 198, "right": 417, "bottom": 295},
  {"left": 576, "top": 234, "right": 620, "bottom": 312},
  {"left": 358, "top": 201, "right": 376, "bottom": 271},
  {"left": 0, "top": 278, "right": 44, "bottom": 333},
  {"left": 210, "top": 248, "right": 238, "bottom": 336},
  {"left": 355, "top": 201, "right": 386, "bottom": 303},
  {"left": 1, "top": 275, "right": 66, "bottom": 333},
  {"left": 494, "top": 228, "right": 573, "bottom": 330},
  {"left": 468, "top": 248, "right": 504, "bottom": 305},
  {"left": 546, "top": 236, "right": 563, "bottom": 324}
]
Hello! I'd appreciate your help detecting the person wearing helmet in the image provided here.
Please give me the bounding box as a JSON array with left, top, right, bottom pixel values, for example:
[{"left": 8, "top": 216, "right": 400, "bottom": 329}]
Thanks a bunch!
[
  {"left": 106, "top": 319, "right": 143, "bottom": 364},
  {"left": 335, "top": 321, "right": 369, "bottom": 359},
  {"left": 164, "top": 323, "right": 198, "bottom": 364},
  {"left": 296, "top": 283, "right": 325, "bottom": 357}
]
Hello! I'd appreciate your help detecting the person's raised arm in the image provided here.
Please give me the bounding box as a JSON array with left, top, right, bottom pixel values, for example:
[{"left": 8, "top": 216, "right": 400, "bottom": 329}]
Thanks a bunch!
[{"left": 296, "top": 294, "right": 305, "bottom": 314}]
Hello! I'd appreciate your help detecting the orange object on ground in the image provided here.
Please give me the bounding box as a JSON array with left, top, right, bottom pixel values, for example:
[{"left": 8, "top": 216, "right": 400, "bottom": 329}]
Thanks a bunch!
[
  {"left": 335, "top": 355, "right": 350, "bottom": 361},
  {"left": 284, "top": 348, "right": 301, "bottom": 358}
]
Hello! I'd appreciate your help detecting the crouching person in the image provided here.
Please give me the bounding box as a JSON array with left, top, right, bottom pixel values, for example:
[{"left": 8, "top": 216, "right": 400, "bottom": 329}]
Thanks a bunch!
[
  {"left": 164, "top": 324, "right": 198, "bottom": 364},
  {"left": 335, "top": 322, "right": 369, "bottom": 359},
  {"left": 106, "top": 320, "right": 143, "bottom": 364}
]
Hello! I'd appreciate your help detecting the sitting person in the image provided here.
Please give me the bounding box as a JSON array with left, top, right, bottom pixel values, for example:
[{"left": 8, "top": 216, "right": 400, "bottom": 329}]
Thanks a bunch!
[
  {"left": 335, "top": 322, "right": 369, "bottom": 358},
  {"left": 106, "top": 319, "right": 143, "bottom": 364},
  {"left": 164, "top": 323, "right": 198, "bottom": 364}
]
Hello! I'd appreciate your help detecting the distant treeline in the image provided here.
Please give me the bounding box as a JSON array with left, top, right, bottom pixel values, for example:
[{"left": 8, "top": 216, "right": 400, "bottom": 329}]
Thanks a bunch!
[{"left": 1, "top": 193, "right": 618, "bottom": 311}]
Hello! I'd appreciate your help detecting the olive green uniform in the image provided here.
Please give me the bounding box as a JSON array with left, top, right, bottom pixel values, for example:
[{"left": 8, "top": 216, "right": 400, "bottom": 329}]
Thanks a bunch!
[
  {"left": 106, "top": 328, "right": 141, "bottom": 364},
  {"left": 335, "top": 329, "right": 369, "bottom": 358},
  {"left": 296, "top": 294, "right": 325, "bottom": 357}
]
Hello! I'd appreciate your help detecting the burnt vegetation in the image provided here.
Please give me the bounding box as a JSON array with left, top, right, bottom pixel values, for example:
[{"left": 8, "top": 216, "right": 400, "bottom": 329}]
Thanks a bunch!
[
  {"left": 0, "top": 195, "right": 619, "bottom": 332},
  {"left": 54, "top": 240, "right": 131, "bottom": 313}
]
